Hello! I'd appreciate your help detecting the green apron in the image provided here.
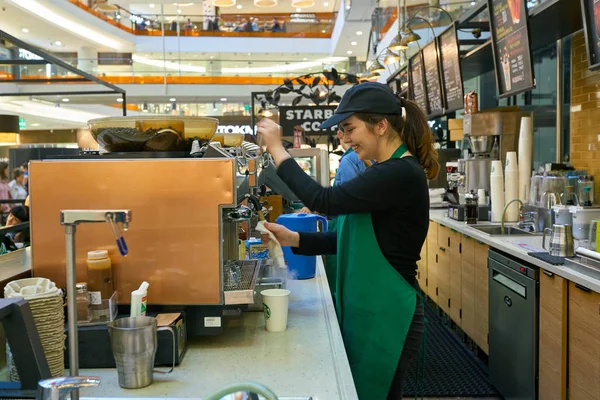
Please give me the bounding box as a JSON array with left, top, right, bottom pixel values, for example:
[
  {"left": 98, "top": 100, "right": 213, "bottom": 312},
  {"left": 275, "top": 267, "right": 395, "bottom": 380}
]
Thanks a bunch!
[{"left": 335, "top": 144, "right": 418, "bottom": 400}]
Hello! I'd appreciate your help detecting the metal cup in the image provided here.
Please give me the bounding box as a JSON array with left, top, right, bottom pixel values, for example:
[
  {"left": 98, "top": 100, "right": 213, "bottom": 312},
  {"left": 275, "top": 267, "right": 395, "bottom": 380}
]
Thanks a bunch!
[
  {"left": 107, "top": 316, "right": 175, "bottom": 389},
  {"left": 543, "top": 224, "right": 575, "bottom": 257}
]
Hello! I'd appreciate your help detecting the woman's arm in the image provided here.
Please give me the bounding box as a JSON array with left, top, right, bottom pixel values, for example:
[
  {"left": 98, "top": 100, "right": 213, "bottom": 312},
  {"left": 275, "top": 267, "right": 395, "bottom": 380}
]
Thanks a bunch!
[{"left": 293, "top": 231, "right": 337, "bottom": 256}]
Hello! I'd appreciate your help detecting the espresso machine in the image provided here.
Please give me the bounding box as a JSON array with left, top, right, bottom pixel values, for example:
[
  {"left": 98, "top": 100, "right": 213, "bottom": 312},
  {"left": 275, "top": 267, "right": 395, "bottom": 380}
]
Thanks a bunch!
[{"left": 29, "top": 119, "right": 273, "bottom": 338}]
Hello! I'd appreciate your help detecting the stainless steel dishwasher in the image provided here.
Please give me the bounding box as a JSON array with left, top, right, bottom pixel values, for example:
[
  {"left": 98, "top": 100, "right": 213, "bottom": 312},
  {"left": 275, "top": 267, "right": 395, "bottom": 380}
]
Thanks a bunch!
[{"left": 488, "top": 249, "right": 539, "bottom": 400}]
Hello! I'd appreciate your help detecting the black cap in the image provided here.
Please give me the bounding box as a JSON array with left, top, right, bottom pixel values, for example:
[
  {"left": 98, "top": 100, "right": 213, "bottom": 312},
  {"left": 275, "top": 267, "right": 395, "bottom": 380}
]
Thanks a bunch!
[{"left": 319, "top": 82, "right": 403, "bottom": 129}]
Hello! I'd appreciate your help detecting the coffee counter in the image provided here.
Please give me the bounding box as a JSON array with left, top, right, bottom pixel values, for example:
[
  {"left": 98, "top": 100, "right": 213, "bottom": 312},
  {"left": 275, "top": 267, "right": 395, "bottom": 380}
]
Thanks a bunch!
[
  {"left": 78, "top": 256, "right": 359, "bottom": 400},
  {"left": 430, "top": 209, "right": 600, "bottom": 292}
]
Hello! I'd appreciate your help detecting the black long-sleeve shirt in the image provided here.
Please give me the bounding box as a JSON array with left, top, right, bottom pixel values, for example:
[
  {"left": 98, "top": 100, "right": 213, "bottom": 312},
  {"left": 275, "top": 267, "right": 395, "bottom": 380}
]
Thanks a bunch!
[{"left": 277, "top": 155, "right": 430, "bottom": 283}]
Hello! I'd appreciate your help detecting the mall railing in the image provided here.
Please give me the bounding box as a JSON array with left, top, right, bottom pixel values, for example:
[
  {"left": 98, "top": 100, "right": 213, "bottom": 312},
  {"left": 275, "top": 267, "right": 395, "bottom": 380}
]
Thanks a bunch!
[
  {"left": 67, "top": 0, "right": 335, "bottom": 37},
  {"left": 2, "top": 57, "right": 350, "bottom": 85}
]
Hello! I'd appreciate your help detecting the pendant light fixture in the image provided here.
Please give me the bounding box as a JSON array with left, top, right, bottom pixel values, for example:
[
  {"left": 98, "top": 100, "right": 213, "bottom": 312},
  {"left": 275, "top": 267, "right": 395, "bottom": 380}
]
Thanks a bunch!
[
  {"left": 255, "top": 0, "right": 277, "bottom": 5},
  {"left": 365, "top": 71, "right": 380, "bottom": 82},
  {"left": 369, "top": 59, "right": 385, "bottom": 74},
  {"left": 212, "top": 0, "right": 236, "bottom": 7},
  {"left": 388, "top": 34, "right": 407, "bottom": 52},
  {"left": 291, "top": 0, "right": 315, "bottom": 8},
  {"left": 383, "top": 48, "right": 400, "bottom": 65}
]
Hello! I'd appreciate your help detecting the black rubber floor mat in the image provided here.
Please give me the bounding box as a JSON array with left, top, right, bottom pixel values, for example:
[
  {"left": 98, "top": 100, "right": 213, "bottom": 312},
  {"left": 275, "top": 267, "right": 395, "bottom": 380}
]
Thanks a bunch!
[{"left": 402, "top": 301, "right": 499, "bottom": 397}]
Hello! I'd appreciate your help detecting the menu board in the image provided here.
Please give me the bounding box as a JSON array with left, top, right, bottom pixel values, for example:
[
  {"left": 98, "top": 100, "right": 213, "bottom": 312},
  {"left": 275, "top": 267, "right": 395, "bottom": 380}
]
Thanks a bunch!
[
  {"left": 438, "top": 23, "right": 464, "bottom": 113},
  {"left": 488, "top": 0, "right": 535, "bottom": 97},
  {"left": 409, "top": 53, "right": 428, "bottom": 115},
  {"left": 581, "top": 0, "right": 600, "bottom": 70},
  {"left": 422, "top": 41, "right": 444, "bottom": 117}
]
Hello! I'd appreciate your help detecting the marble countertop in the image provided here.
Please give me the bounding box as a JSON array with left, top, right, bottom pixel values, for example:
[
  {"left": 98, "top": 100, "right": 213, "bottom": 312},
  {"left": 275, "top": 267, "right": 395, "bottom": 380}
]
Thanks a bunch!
[
  {"left": 78, "top": 257, "right": 358, "bottom": 400},
  {"left": 430, "top": 209, "right": 600, "bottom": 292}
]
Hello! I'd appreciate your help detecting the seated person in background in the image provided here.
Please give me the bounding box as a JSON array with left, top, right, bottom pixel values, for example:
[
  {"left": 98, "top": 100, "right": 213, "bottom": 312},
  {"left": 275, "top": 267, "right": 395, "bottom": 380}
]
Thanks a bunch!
[
  {"left": 9, "top": 168, "right": 27, "bottom": 202},
  {"left": 1, "top": 205, "right": 30, "bottom": 253}
]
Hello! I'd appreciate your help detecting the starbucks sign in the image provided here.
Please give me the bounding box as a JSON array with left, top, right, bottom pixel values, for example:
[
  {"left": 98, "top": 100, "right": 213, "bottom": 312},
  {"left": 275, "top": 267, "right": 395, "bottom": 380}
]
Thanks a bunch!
[{"left": 279, "top": 106, "right": 337, "bottom": 136}]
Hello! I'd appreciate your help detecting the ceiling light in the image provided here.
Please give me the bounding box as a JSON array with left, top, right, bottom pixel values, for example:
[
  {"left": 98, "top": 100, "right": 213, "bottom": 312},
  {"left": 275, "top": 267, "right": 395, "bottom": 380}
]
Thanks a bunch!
[
  {"left": 351, "top": 41, "right": 357, "bottom": 46},
  {"left": 21, "top": 28, "right": 29, "bottom": 33},
  {"left": 237, "top": 4, "right": 242, "bottom": 8},
  {"left": 389, "top": 34, "right": 408, "bottom": 51},
  {"left": 346, "top": 50, "right": 353, "bottom": 55},
  {"left": 212, "top": 0, "right": 236, "bottom": 6},
  {"left": 322, "top": 30, "right": 326, "bottom": 33},
  {"left": 222, "top": 56, "right": 346, "bottom": 74},
  {"left": 31, "top": 123, "right": 41, "bottom": 127},
  {"left": 365, "top": 71, "right": 380, "bottom": 81},
  {"left": 132, "top": 55, "right": 207, "bottom": 73},
  {"left": 210, "top": 56, "right": 214, "bottom": 59},
  {"left": 303, "top": 58, "right": 308, "bottom": 61},
  {"left": 400, "top": 28, "right": 421, "bottom": 47},
  {"left": 177, "top": 9, "right": 182, "bottom": 13},
  {"left": 248, "top": 52, "right": 252, "bottom": 56},
  {"left": 296, "top": 8, "right": 302, "bottom": 12},
  {"left": 263, "top": 110, "right": 274, "bottom": 117},
  {"left": 62, "top": 98, "right": 69, "bottom": 102},
  {"left": 221, "top": 98, "right": 227, "bottom": 101},
  {"left": 116, "top": 98, "right": 123, "bottom": 102},
  {"left": 54, "top": 41, "right": 63, "bottom": 46},
  {"left": 292, "top": 0, "right": 315, "bottom": 7},
  {"left": 149, "top": 3, "right": 155, "bottom": 7},
  {"left": 9, "top": 0, "right": 123, "bottom": 49},
  {"left": 324, "top": 1, "right": 328, "bottom": 5},
  {"left": 170, "top": 98, "right": 176, "bottom": 102},
  {"left": 383, "top": 49, "right": 400, "bottom": 65},
  {"left": 356, "top": 31, "right": 363, "bottom": 36},
  {"left": 254, "top": 0, "right": 277, "bottom": 6}
]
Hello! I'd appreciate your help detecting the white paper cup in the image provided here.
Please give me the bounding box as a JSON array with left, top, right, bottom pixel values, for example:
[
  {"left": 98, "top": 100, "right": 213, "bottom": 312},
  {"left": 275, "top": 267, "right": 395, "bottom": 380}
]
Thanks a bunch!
[{"left": 261, "top": 289, "right": 290, "bottom": 332}]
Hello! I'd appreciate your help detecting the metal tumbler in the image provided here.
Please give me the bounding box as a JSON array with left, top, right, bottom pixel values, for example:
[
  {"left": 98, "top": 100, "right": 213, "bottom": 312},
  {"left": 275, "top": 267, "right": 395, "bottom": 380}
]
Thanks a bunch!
[{"left": 107, "top": 316, "right": 175, "bottom": 389}]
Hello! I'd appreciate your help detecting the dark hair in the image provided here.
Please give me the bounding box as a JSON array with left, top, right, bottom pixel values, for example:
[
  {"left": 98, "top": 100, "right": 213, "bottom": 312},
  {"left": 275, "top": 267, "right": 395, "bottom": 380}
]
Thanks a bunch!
[
  {"left": 355, "top": 99, "right": 440, "bottom": 180},
  {"left": 20, "top": 162, "right": 28, "bottom": 170},
  {"left": 0, "top": 162, "right": 8, "bottom": 181},
  {"left": 10, "top": 205, "right": 29, "bottom": 223},
  {"left": 12, "top": 168, "right": 23, "bottom": 180}
]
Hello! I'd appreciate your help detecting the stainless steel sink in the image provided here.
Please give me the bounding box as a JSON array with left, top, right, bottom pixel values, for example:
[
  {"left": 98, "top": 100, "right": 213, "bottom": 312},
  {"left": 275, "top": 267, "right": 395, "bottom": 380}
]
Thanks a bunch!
[{"left": 470, "top": 225, "right": 539, "bottom": 236}]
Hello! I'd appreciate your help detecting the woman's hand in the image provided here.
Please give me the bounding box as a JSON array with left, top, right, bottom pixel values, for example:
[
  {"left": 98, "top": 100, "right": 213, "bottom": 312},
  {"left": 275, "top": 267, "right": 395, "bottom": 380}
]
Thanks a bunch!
[
  {"left": 256, "top": 118, "right": 291, "bottom": 166},
  {"left": 261, "top": 222, "right": 300, "bottom": 248}
]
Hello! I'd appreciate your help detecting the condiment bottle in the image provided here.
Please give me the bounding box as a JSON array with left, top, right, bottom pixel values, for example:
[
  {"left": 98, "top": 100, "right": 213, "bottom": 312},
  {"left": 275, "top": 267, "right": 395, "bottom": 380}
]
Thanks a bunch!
[
  {"left": 76, "top": 282, "right": 91, "bottom": 323},
  {"left": 86, "top": 250, "right": 114, "bottom": 305}
]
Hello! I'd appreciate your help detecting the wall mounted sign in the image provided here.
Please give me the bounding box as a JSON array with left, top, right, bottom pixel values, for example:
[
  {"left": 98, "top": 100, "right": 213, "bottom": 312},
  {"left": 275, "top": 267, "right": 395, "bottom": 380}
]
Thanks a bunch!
[
  {"left": 279, "top": 106, "right": 337, "bottom": 136},
  {"left": 488, "top": 0, "right": 535, "bottom": 97},
  {"left": 422, "top": 40, "right": 444, "bottom": 117},
  {"left": 581, "top": 0, "right": 600, "bottom": 70},
  {"left": 438, "top": 22, "right": 464, "bottom": 113},
  {"left": 409, "top": 52, "right": 428, "bottom": 115}
]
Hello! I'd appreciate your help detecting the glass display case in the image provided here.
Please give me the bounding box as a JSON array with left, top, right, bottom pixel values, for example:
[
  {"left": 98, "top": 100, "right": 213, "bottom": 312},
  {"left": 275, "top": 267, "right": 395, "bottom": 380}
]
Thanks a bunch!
[{"left": 287, "top": 148, "right": 331, "bottom": 187}]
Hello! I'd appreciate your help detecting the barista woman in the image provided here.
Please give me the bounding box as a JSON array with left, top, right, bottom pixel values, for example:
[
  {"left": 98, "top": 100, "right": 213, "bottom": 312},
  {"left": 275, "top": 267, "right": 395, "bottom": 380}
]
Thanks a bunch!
[{"left": 256, "top": 82, "right": 439, "bottom": 400}]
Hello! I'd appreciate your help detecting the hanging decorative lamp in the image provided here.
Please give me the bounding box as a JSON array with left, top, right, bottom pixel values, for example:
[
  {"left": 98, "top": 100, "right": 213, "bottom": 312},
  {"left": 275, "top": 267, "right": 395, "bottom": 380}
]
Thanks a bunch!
[
  {"left": 255, "top": 0, "right": 277, "bottom": 5},
  {"left": 291, "top": 0, "right": 315, "bottom": 8},
  {"left": 365, "top": 71, "right": 380, "bottom": 81},
  {"left": 383, "top": 48, "right": 400, "bottom": 65},
  {"left": 212, "top": 0, "right": 236, "bottom": 7},
  {"left": 369, "top": 59, "right": 385, "bottom": 73},
  {"left": 388, "top": 34, "right": 408, "bottom": 52}
]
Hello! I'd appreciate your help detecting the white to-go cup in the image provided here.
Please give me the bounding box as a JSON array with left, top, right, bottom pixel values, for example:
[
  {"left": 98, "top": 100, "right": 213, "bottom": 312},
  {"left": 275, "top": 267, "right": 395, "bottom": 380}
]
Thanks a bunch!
[{"left": 261, "top": 289, "right": 290, "bottom": 332}]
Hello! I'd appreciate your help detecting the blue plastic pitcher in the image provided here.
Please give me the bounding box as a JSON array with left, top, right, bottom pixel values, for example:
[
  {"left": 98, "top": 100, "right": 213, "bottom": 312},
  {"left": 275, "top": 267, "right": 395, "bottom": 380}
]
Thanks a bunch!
[{"left": 275, "top": 213, "right": 327, "bottom": 279}]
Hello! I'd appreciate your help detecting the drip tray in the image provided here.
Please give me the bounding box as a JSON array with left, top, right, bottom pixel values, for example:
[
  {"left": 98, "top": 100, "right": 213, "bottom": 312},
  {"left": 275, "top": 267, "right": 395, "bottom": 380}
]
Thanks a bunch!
[{"left": 223, "top": 259, "right": 261, "bottom": 305}]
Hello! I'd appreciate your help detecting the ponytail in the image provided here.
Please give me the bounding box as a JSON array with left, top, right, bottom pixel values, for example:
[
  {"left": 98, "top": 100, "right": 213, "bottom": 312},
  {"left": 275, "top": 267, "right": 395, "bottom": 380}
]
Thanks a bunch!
[{"left": 355, "top": 100, "right": 440, "bottom": 180}]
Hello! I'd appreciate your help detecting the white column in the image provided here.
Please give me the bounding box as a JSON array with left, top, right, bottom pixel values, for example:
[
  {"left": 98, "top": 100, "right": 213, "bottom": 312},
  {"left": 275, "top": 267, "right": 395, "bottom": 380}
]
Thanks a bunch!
[{"left": 77, "top": 46, "right": 98, "bottom": 74}]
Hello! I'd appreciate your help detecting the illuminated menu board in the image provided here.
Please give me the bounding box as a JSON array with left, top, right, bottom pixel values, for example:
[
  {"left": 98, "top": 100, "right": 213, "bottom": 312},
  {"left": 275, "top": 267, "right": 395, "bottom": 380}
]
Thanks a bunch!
[
  {"left": 438, "top": 22, "right": 464, "bottom": 113},
  {"left": 488, "top": 0, "right": 535, "bottom": 97},
  {"left": 422, "top": 40, "right": 444, "bottom": 117},
  {"left": 409, "top": 52, "right": 428, "bottom": 115},
  {"left": 581, "top": 0, "right": 600, "bottom": 70}
]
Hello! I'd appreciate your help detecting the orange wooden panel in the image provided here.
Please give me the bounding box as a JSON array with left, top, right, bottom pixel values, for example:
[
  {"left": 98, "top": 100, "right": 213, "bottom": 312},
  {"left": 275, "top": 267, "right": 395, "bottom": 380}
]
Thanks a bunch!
[{"left": 29, "top": 159, "right": 235, "bottom": 305}]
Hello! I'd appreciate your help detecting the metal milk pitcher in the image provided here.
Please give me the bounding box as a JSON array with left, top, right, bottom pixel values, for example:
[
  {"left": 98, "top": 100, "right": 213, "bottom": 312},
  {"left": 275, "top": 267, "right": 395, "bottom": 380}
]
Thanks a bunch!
[
  {"left": 542, "top": 224, "right": 575, "bottom": 257},
  {"left": 107, "top": 316, "right": 175, "bottom": 389}
]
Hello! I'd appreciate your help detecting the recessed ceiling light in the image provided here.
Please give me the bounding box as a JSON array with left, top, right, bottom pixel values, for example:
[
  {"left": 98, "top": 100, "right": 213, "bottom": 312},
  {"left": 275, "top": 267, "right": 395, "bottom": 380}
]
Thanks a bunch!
[
  {"left": 169, "top": 98, "right": 176, "bottom": 102},
  {"left": 321, "top": 29, "right": 326, "bottom": 33},
  {"left": 248, "top": 52, "right": 251, "bottom": 56},
  {"left": 31, "top": 123, "right": 41, "bottom": 127},
  {"left": 210, "top": 56, "right": 214, "bottom": 59},
  {"left": 296, "top": 8, "right": 302, "bottom": 12},
  {"left": 54, "top": 41, "right": 63, "bottom": 46},
  {"left": 177, "top": 9, "right": 182, "bottom": 14},
  {"left": 347, "top": 51, "right": 353, "bottom": 55},
  {"left": 149, "top": 3, "right": 155, "bottom": 8},
  {"left": 116, "top": 98, "right": 123, "bottom": 102},
  {"left": 62, "top": 98, "right": 69, "bottom": 102},
  {"left": 21, "top": 28, "right": 29, "bottom": 33},
  {"left": 237, "top": 4, "right": 242, "bottom": 8},
  {"left": 356, "top": 31, "right": 363, "bottom": 36},
  {"left": 324, "top": 1, "right": 328, "bottom": 5},
  {"left": 303, "top": 58, "right": 308, "bottom": 61},
  {"left": 351, "top": 41, "right": 357, "bottom": 46},
  {"left": 220, "top": 97, "right": 227, "bottom": 101}
]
